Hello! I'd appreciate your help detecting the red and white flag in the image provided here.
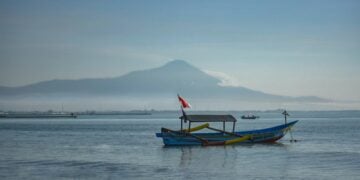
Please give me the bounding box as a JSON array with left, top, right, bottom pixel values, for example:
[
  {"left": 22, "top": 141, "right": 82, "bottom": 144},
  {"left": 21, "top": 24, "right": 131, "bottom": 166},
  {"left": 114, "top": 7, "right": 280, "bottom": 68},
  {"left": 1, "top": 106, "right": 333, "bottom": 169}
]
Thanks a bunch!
[{"left": 178, "top": 95, "right": 191, "bottom": 108}]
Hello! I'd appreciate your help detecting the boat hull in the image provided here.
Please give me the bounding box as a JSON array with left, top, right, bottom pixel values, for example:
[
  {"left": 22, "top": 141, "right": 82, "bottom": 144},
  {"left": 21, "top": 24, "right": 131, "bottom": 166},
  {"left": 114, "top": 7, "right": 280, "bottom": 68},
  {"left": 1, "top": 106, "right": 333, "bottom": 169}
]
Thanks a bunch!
[{"left": 156, "top": 120, "right": 298, "bottom": 146}]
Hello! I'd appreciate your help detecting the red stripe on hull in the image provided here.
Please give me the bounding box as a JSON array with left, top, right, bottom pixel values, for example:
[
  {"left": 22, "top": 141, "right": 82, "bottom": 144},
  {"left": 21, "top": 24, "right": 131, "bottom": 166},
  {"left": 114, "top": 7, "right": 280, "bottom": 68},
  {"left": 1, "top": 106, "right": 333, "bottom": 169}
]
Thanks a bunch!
[{"left": 262, "top": 135, "right": 284, "bottom": 143}]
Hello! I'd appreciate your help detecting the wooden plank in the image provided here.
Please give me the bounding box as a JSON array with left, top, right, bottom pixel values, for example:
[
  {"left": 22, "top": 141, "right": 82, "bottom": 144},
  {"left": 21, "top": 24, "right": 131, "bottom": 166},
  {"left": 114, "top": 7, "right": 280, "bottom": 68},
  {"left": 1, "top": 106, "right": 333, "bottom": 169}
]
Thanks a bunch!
[{"left": 206, "top": 126, "right": 243, "bottom": 137}]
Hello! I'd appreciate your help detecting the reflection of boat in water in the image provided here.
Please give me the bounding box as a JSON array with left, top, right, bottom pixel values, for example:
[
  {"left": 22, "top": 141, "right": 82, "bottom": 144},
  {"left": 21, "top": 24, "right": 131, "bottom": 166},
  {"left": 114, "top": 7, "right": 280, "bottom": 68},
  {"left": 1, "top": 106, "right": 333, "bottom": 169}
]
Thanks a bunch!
[
  {"left": 241, "top": 115, "right": 259, "bottom": 119},
  {"left": 156, "top": 95, "right": 298, "bottom": 146}
]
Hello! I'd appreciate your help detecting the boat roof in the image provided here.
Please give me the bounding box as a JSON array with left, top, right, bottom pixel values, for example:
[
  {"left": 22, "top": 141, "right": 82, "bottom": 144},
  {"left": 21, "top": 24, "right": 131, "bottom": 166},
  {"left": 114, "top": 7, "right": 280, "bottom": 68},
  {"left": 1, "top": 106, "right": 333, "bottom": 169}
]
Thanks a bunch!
[{"left": 182, "top": 115, "right": 237, "bottom": 122}]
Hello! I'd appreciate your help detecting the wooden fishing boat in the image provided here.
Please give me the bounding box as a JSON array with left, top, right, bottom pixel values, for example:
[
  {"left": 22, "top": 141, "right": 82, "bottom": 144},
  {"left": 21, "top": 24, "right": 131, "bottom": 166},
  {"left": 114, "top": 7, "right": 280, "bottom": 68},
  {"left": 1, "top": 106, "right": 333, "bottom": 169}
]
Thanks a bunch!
[
  {"left": 241, "top": 114, "right": 259, "bottom": 120},
  {"left": 156, "top": 114, "right": 298, "bottom": 146},
  {"left": 156, "top": 95, "right": 298, "bottom": 146}
]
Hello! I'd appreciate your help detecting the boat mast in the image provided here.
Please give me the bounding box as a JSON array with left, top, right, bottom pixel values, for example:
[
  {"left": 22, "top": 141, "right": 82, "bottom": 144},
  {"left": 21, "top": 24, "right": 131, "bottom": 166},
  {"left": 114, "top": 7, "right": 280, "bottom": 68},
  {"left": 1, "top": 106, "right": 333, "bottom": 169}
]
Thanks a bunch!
[
  {"left": 180, "top": 106, "right": 184, "bottom": 131},
  {"left": 282, "top": 110, "right": 296, "bottom": 142},
  {"left": 282, "top": 110, "right": 289, "bottom": 124},
  {"left": 178, "top": 94, "right": 190, "bottom": 133}
]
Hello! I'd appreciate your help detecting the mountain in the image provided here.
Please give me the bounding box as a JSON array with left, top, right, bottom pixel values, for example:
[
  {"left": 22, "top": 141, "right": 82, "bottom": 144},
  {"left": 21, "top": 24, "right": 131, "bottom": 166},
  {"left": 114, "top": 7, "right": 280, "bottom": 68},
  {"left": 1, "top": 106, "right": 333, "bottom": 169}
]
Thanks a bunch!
[
  {"left": 0, "top": 60, "right": 330, "bottom": 109},
  {"left": 0, "top": 60, "right": 329, "bottom": 103}
]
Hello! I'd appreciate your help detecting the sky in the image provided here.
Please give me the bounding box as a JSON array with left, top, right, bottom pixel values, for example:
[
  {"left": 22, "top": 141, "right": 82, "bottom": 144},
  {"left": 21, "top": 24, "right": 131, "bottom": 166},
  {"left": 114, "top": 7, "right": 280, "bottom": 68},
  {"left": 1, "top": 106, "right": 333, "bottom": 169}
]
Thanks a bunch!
[{"left": 1, "top": 0, "right": 359, "bottom": 101}]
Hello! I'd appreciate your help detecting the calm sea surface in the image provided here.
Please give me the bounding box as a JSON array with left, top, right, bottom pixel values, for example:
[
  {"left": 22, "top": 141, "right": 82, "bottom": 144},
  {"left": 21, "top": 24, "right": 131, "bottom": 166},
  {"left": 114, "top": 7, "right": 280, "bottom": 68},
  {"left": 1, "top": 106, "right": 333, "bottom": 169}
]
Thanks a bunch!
[{"left": 0, "top": 112, "right": 359, "bottom": 180}]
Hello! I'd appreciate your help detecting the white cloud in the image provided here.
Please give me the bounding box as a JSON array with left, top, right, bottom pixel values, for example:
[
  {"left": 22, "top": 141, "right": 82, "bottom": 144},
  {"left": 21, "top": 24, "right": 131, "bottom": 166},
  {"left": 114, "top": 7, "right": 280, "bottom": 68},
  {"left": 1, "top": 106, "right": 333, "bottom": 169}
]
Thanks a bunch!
[{"left": 202, "top": 70, "right": 241, "bottom": 87}]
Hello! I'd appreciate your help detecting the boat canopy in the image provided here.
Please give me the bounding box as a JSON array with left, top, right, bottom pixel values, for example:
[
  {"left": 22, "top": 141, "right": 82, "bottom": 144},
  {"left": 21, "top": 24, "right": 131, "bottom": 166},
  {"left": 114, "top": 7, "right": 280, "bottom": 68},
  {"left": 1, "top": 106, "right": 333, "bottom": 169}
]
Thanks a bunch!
[{"left": 181, "top": 115, "right": 237, "bottom": 122}]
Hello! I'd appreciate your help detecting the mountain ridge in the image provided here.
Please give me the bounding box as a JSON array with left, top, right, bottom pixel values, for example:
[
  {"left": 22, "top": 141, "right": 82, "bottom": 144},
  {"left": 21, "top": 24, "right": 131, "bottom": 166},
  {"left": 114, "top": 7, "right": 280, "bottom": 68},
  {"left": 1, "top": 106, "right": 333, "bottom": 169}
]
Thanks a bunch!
[{"left": 0, "top": 60, "right": 329, "bottom": 103}]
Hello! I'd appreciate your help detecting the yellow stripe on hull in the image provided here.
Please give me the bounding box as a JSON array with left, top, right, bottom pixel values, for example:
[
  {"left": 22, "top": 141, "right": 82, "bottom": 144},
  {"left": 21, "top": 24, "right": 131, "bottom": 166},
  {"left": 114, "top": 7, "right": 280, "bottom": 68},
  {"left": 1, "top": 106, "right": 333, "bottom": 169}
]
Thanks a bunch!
[{"left": 224, "top": 135, "right": 251, "bottom": 145}]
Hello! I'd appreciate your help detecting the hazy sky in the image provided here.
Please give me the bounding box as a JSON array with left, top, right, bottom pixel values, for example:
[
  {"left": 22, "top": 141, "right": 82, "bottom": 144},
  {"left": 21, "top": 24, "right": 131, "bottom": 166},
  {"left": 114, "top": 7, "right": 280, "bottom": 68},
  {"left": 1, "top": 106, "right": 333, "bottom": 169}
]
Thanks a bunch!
[{"left": 1, "top": 0, "right": 359, "bottom": 101}]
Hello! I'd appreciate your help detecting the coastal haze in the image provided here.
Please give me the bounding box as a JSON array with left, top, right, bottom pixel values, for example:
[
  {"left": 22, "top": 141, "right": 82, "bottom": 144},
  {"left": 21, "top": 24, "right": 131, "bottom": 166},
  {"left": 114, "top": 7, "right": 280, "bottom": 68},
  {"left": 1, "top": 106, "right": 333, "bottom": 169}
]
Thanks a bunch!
[
  {"left": 1, "top": 1, "right": 360, "bottom": 111},
  {"left": 1, "top": 1, "right": 360, "bottom": 180},
  {"left": 0, "top": 60, "right": 340, "bottom": 111}
]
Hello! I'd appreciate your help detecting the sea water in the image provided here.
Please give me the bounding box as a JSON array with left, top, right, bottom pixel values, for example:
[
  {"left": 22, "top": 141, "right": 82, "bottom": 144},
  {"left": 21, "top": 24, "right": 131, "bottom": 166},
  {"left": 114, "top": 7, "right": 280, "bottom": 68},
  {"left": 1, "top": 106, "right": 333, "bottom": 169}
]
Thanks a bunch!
[{"left": 0, "top": 112, "right": 359, "bottom": 180}]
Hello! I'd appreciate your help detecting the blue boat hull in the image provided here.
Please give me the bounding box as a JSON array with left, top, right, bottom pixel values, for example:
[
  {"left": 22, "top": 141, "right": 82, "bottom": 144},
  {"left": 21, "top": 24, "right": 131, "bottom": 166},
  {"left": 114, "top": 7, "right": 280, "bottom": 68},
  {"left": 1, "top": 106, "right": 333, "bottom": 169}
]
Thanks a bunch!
[{"left": 156, "top": 120, "right": 298, "bottom": 146}]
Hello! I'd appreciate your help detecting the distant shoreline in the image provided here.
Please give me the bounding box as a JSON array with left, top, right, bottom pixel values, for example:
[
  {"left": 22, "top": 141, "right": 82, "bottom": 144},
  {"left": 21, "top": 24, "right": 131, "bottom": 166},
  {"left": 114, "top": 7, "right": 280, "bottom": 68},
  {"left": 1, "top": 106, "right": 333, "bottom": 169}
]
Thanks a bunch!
[
  {"left": 1, "top": 110, "right": 360, "bottom": 119},
  {"left": 1, "top": 109, "right": 360, "bottom": 113}
]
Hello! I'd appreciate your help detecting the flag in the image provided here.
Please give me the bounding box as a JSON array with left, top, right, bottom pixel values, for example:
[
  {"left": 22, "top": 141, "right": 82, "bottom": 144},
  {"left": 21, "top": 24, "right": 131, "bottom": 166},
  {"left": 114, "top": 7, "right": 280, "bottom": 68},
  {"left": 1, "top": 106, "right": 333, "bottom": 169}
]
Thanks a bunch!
[{"left": 178, "top": 95, "right": 191, "bottom": 108}]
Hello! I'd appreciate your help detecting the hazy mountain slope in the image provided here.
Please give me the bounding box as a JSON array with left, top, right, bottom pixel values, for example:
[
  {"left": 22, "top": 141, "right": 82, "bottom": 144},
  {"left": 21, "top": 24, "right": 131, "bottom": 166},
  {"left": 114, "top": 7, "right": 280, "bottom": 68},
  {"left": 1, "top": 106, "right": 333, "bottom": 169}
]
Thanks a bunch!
[{"left": 0, "top": 60, "right": 329, "bottom": 102}]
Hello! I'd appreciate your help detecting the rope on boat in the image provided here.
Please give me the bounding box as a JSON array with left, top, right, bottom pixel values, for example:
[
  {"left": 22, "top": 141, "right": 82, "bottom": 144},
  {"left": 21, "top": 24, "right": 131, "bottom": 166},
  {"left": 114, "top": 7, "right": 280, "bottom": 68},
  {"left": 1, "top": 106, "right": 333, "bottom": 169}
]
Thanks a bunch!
[
  {"left": 282, "top": 110, "right": 297, "bottom": 142},
  {"left": 289, "top": 128, "right": 295, "bottom": 142},
  {"left": 283, "top": 126, "right": 297, "bottom": 142}
]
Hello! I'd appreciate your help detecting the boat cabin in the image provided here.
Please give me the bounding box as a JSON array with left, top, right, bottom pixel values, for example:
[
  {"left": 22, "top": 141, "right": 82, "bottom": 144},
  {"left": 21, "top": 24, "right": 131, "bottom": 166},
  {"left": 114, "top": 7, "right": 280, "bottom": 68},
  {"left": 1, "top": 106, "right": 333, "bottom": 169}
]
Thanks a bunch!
[{"left": 180, "top": 114, "right": 237, "bottom": 132}]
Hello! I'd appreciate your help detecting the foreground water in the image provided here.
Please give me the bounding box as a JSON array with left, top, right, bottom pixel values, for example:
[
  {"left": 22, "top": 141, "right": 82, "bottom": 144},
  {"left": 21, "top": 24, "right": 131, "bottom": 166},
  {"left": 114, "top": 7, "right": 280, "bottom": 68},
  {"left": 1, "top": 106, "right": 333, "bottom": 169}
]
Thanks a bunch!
[{"left": 0, "top": 112, "right": 360, "bottom": 179}]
